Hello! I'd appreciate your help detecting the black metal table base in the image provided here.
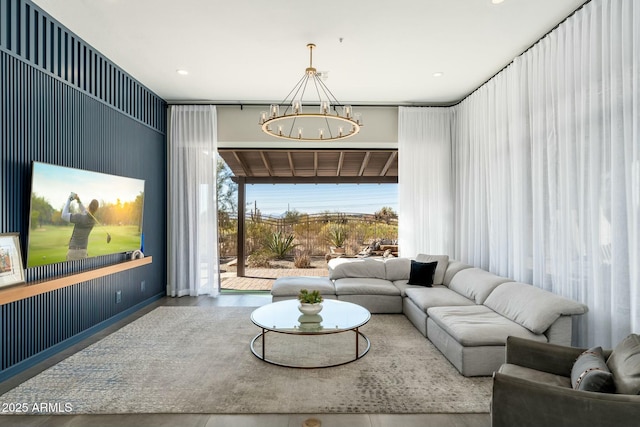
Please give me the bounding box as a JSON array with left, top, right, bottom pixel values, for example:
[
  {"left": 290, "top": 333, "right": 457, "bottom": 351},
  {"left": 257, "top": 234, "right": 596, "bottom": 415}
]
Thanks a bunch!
[{"left": 250, "top": 327, "right": 371, "bottom": 368}]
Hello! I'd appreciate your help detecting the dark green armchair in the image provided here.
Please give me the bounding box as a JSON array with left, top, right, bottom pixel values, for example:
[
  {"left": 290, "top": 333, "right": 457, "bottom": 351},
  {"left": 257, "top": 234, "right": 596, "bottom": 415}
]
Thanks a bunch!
[{"left": 491, "top": 336, "right": 640, "bottom": 427}]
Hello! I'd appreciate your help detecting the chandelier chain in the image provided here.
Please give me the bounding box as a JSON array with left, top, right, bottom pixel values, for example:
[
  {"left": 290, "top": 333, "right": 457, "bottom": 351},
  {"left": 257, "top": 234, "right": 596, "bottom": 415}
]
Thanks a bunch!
[{"left": 259, "top": 43, "right": 362, "bottom": 142}]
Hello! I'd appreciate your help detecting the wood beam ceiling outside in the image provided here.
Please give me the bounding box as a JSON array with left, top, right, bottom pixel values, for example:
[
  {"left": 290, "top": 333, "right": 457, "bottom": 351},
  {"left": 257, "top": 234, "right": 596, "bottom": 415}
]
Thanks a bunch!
[
  {"left": 260, "top": 151, "right": 274, "bottom": 176},
  {"left": 219, "top": 148, "right": 398, "bottom": 183},
  {"left": 232, "top": 151, "right": 251, "bottom": 176},
  {"left": 358, "top": 152, "right": 372, "bottom": 176},
  {"left": 314, "top": 152, "right": 318, "bottom": 176},
  {"left": 336, "top": 152, "right": 345, "bottom": 176},
  {"left": 232, "top": 176, "right": 398, "bottom": 184},
  {"left": 380, "top": 151, "right": 397, "bottom": 176},
  {"left": 287, "top": 152, "right": 296, "bottom": 176}
]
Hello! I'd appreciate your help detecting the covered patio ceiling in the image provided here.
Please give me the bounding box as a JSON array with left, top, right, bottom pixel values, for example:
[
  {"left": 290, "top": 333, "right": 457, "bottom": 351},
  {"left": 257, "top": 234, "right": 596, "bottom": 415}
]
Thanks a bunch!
[{"left": 218, "top": 149, "right": 398, "bottom": 184}]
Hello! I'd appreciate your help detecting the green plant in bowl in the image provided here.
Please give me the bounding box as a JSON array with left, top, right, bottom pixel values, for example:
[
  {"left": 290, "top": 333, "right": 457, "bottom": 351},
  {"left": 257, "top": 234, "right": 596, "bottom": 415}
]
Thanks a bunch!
[{"left": 297, "top": 289, "right": 323, "bottom": 304}]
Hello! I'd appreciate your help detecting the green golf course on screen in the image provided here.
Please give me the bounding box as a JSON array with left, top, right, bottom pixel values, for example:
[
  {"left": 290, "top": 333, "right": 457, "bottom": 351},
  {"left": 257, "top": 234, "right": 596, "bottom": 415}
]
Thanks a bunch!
[{"left": 26, "top": 162, "right": 145, "bottom": 268}]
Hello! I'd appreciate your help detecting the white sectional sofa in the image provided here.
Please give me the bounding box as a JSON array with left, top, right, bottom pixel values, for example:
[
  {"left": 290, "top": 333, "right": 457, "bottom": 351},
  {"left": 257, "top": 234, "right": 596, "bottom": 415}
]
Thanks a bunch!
[{"left": 270, "top": 255, "right": 589, "bottom": 376}]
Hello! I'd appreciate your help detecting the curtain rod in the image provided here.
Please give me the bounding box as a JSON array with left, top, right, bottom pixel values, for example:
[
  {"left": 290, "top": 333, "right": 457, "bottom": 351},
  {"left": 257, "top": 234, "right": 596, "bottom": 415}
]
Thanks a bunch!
[{"left": 166, "top": 101, "right": 457, "bottom": 108}]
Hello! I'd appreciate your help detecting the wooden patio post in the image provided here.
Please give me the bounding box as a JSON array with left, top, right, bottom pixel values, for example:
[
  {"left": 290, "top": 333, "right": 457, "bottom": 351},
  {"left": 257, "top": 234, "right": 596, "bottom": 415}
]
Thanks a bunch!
[{"left": 237, "top": 177, "right": 246, "bottom": 277}]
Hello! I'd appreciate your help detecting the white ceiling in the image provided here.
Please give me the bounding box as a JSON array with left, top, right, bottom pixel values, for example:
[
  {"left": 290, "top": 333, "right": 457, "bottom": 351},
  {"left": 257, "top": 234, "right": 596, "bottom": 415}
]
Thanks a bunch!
[{"left": 31, "top": 0, "right": 587, "bottom": 105}]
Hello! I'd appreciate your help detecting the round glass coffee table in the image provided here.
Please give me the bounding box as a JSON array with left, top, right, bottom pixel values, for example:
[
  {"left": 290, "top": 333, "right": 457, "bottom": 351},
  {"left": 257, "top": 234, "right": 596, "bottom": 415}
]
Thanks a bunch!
[{"left": 250, "top": 299, "right": 371, "bottom": 368}]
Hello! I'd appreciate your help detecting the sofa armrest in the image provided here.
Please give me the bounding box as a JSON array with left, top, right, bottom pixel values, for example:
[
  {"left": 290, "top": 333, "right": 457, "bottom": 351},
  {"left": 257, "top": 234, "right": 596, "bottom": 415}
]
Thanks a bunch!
[
  {"left": 492, "top": 372, "right": 640, "bottom": 427},
  {"left": 505, "top": 336, "right": 585, "bottom": 376}
]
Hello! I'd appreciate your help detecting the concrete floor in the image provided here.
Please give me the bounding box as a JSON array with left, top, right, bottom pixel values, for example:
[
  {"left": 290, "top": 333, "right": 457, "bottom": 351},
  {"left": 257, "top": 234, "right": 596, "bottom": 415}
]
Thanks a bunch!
[{"left": 0, "top": 293, "right": 491, "bottom": 427}]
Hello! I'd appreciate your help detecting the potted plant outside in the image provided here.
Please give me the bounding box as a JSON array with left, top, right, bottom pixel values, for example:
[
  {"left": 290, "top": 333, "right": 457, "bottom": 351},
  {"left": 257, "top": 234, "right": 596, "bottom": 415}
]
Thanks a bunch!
[
  {"left": 297, "top": 289, "right": 324, "bottom": 315},
  {"left": 326, "top": 224, "right": 348, "bottom": 254}
]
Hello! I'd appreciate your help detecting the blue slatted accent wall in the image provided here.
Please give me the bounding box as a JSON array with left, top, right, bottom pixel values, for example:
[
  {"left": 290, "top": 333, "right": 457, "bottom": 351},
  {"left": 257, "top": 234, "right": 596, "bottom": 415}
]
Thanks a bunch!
[
  {"left": 0, "top": 0, "right": 167, "bottom": 378},
  {"left": 0, "top": 0, "right": 165, "bottom": 132}
]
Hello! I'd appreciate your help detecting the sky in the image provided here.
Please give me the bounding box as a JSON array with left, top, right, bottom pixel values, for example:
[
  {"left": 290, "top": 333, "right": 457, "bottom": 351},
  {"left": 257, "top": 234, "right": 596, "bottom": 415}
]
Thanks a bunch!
[
  {"left": 31, "top": 162, "right": 145, "bottom": 209},
  {"left": 245, "top": 183, "right": 398, "bottom": 216}
]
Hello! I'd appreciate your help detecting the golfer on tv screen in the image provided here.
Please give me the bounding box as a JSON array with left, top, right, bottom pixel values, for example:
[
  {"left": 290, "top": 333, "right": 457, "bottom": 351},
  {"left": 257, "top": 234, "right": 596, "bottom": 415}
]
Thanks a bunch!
[{"left": 62, "top": 192, "right": 100, "bottom": 260}]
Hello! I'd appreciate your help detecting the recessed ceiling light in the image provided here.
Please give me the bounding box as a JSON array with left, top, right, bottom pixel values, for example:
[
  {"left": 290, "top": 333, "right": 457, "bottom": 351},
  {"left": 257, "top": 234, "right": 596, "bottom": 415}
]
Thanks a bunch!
[
  {"left": 492, "top": 0, "right": 505, "bottom": 4},
  {"left": 176, "top": 69, "right": 189, "bottom": 76},
  {"left": 433, "top": 72, "right": 444, "bottom": 77}
]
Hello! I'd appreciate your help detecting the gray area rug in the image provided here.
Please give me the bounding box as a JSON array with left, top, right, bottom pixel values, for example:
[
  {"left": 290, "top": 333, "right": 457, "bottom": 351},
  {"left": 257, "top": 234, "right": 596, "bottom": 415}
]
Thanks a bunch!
[{"left": 0, "top": 307, "right": 491, "bottom": 414}]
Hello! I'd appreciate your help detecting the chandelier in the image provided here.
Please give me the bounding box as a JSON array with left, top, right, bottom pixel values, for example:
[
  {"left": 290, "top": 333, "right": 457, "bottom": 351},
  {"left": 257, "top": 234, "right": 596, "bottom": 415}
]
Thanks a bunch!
[{"left": 259, "top": 43, "right": 362, "bottom": 142}]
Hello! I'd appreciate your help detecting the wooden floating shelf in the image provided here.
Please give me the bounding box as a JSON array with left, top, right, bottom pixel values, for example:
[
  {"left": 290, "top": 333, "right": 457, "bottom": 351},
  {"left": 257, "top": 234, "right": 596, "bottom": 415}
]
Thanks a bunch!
[{"left": 0, "top": 256, "right": 152, "bottom": 306}]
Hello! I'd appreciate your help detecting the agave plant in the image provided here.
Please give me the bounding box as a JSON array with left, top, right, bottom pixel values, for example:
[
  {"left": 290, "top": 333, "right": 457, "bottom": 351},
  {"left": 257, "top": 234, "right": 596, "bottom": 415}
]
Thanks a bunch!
[
  {"left": 264, "top": 231, "right": 298, "bottom": 259},
  {"left": 326, "top": 223, "right": 348, "bottom": 248}
]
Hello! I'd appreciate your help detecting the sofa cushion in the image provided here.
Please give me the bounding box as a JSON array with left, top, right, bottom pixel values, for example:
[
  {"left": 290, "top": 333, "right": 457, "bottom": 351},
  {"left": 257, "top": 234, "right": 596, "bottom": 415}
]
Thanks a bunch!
[
  {"left": 408, "top": 260, "right": 438, "bottom": 287},
  {"left": 384, "top": 257, "right": 411, "bottom": 281},
  {"left": 328, "top": 257, "right": 386, "bottom": 280},
  {"left": 571, "top": 347, "right": 614, "bottom": 393},
  {"left": 392, "top": 280, "right": 423, "bottom": 297},
  {"left": 426, "top": 305, "right": 547, "bottom": 346},
  {"left": 447, "top": 268, "right": 512, "bottom": 304},
  {"left": 607, "top": 333, "right": 640, "bottom": 394},
  {"left": 405, "top": 286, "right": 475, "bottom": 311},
  {"left": 415, "top": 254, "right": 449, "bottom": 285},
  {"left": 499, "top": 363, "right": 571, "bottom": 388},
  {"left": 483, "top": 282, "right": 589, "bottom": 334},
  {"left": 333, "top": 277, "right": 401, "bottom": 296},
  {"left": 270, "top": 276, "right": 336, "bottom": 297},
  {"left": 442, "top": 260, "right": 473, "bottom": 287}
]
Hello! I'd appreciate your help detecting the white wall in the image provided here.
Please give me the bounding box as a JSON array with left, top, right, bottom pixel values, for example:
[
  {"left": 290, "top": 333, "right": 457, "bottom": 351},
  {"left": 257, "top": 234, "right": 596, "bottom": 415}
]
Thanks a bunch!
[{"left": 216, "top": 105, "right": 398, "bottom": 149}]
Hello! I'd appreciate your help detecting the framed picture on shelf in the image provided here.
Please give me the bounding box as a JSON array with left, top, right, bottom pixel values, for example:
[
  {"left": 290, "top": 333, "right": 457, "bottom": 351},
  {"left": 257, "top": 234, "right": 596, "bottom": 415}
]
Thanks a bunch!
[{"left": 0, "top": 233, "right": 25, "bottom": 288}]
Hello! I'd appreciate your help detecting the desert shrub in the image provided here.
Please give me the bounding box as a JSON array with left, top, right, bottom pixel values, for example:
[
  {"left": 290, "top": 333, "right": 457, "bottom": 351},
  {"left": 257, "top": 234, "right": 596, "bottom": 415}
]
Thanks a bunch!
[
  {"left": 246, "top": 220, "right": 273, "bottom": 253},
  {"left": 247, "top": 251, "right": 272, "bottom": 268},
  {"left": 294, "top": 251, "right": 311, "bottom": 268}
]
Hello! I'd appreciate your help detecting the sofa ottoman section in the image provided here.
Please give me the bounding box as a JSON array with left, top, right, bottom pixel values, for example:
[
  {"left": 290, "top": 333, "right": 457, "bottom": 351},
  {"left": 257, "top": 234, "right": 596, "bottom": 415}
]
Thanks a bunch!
[
  {"left": 334, "top": 277, "right": 402, "bottom": 313},
  {"left": 406, "top": 287, "right": 477, "bottom": 310},
  {"left": 271, "top": 276, "right": 337, "bottom": 302},
  {"left": 403, "top": 297, "right": 429, "bottom": 336},
  {"left": 403, "top": 286, "right": 476, "bottom": 337},
  {"left": 426, "top": 305, "right": 547, "bottom": 376}
]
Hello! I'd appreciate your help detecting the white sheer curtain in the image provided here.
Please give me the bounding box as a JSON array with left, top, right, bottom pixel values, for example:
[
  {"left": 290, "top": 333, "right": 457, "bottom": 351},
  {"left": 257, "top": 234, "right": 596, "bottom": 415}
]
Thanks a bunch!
[
  {"left": 452, "top": 65, "right": 533, "bottom": 281},
  {"left": 167, "top": 105, "right": 220, "bottom": 297},
  {"left": 398, "top": 107, "right": 454, "bottom": 257},
  {"left": 451, "top": 0, "right": 639, "bottom": 347}
]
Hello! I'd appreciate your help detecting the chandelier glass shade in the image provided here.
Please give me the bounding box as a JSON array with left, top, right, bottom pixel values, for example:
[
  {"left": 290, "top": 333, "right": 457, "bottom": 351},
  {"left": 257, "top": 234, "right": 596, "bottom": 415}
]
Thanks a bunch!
[{"left": 259, "top": 44, "right": 362, "bottom": 142}]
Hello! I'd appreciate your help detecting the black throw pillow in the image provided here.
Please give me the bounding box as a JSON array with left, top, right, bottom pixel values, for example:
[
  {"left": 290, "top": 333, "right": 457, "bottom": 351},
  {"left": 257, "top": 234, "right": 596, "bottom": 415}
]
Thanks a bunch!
[{"left": 408, "top": 260, "right": 438, "bottom": 287}]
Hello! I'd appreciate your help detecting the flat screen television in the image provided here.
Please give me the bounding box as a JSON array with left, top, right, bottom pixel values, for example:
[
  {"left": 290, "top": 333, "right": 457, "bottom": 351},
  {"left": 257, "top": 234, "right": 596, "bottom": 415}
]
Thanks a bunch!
[{"left": 26, "top": 162, "right": 145, "bottom": 268}]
